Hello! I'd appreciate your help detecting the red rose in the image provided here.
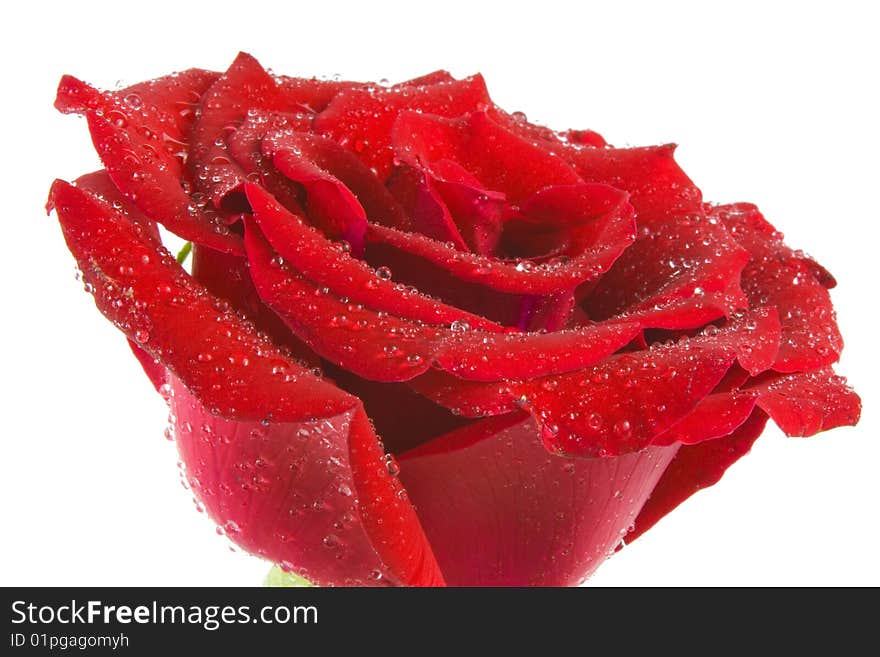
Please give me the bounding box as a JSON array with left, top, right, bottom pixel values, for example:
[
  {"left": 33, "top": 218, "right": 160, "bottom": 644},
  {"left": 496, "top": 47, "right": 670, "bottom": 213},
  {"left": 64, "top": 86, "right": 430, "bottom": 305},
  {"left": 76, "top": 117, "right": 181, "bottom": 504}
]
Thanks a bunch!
[{"left": 49, "top": 52, "right": 860, "bottom": 587}]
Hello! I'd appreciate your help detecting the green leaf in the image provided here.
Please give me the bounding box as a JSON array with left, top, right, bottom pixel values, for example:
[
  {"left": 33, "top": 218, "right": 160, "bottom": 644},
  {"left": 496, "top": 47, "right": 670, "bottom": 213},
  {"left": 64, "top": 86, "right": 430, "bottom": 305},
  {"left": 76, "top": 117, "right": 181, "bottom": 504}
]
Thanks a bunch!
[
  {"left": 264, "top": 565, "right": 315, "bottom": 588},
  {"left": 176, "top": 241, "right": 193, "bottom": 265}
]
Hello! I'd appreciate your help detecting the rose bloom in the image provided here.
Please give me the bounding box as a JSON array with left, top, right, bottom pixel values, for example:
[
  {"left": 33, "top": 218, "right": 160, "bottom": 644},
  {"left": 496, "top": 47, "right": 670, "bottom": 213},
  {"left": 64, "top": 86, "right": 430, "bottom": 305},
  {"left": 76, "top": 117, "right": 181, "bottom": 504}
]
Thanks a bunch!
[{"left": 49, "top": 53, "right": 860, "bottom": 587}]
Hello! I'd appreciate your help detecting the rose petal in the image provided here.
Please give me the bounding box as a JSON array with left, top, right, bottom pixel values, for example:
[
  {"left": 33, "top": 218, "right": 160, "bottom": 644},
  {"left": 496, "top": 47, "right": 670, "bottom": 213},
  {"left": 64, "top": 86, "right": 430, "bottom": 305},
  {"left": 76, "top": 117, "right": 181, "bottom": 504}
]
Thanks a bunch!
[
  {"left": 269, "top": 143, "right": 368, "bottom": 255},
  {"left": 560, "top": 128, "right": 608, "bottom": 148},
  {"left": 189, "top": 52, "right": 288, "bottom": 207},
  {"left": 50, "top": 178, "right": 443, "bottom": 587},
  {"left": 190, "top": 244, "right": 319, "bottom": 365},
  {"left": 654, "top": 364, "right": 858, "bottom": 446},
  {"left": 171, "top": 380, "right": 444, "bottom": 586},
  {"left": 275, "top": 75, "right": 360, "bottom": 113},
  {"left": 506, "top": 182, "right": 637, "bottom": 262},
  {"left": 224, "top": 111, "right": 310, "bottom": 215},
  {"left": 432, "top": 169, "right": 506, "bottom": 256},
  {"left": 50, "top": 171, "right": 167, "bottom": 391},
  {"left": 323, "top": 362, "right": 471, "bottom": 455},
  {"left": 126, "top": 339, "right": 167, "bottom": 392},
  {"left": 246, "top": 219, "right": 642, "bottom": 383},
  {"left": 245, "top": 183, "right": 501, "bottom": 331},
  {"left": 628, "top": 410, "right": 769, "bottom": 542},
  {"left": 565, "top": 144, "right": 702, "bottom": 225},
  {"left": 393, "top": 70, "right": 456, "bottom": 87},
  {"left": 70, "top": 170, "right": 160, "bottom": 244},
  {"left": 516, "top": 340, "right": 737, "bottom": 457},
  {"left": 410, "top": 307, "right": 778, "bottom": 421},
  {"left": 686, "top": 307, "right": 781, "bottom": 376},
  {"left": 50, "top": 179, "right": 348, "bottom": 418},
  {"left": 313, "top": 75, "right": 493, "bottom": 179},
  {"left": 407, "top": 369, "right": 520, "bottom": 418},
  {"left": 398, "top": 413, "right": 678, "bottom": 585},
  {"left": 55, "top": 68, "right": 219, "bottom": 172},
  {"left": 245, "top": 217, "right": 440, "bottom": 382},
  {"left": 55, "top": 76, "right": 242, "bottom": 254},
  {"left": 584, "top": 210, "right": 750, "bottom": 329},
  {"left": 516, "top": 308, "right": 781, "bottom": 456},
  {"left": 434, "top": 318, "right": 642, "bottom": 381},
  {"left": 264, "top": 129, "right": 409, "bottom": 230},
  {"left": 366, "top": 183, "right": 635, "bottom": 296},
  {"left": 385, "top": 165, "right": 469, "bottom": 249},
  {"left": 716, "top": 203, "right": 844, "bottom": 372},
  {"left": 519, "top": 289, "right": 578, "bottom": 332},
  {"left": 747, "top": 369, "right": 861, "bottom": 437},
  {"left": 386, "top": 162, "right": 506, "bottom": 255},
  {"left": 491, "top": 109, "right": 607, "bottom": 149},
  {"left": 652, "top": 391, "right": 758, "bottom": 447},
  {"left": 392, "top": 111, "right": 582, "bottom": 203},
  {"left": 116, "top": 68, "right": 220, "bottom": 143},
  {"left": 631, "top": 369, "right": 860, "bottom": 539}
]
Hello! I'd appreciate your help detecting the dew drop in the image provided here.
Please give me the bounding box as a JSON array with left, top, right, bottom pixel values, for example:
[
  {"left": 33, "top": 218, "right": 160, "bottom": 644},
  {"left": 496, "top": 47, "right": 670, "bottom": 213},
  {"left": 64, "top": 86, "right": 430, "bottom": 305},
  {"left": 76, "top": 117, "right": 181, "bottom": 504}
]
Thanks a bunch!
[
  {"left": 613, "top": 420, "right": 632, "bottom": 438},
  {"left": 123, "top": 93, "right": 143, "bottom": 109},
  {"left": 383, "top": 454, "right": 401, "bottom": 477}
]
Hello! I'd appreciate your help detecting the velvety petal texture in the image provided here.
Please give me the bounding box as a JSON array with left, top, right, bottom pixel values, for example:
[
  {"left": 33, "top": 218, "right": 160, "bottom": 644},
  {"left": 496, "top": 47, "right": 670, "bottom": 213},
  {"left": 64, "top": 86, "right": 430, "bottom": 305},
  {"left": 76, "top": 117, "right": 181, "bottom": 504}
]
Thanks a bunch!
[{"left": 51, "top": 53, "right": 860, "bottom": 587}]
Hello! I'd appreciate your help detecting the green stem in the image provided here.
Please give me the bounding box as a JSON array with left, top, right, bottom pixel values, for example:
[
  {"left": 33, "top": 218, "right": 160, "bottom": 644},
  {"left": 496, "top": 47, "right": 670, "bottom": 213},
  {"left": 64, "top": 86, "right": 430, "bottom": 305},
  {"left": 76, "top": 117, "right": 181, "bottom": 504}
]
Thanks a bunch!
[
  {"left": 176, "top": 241, "right": 193, "bottom": 265},
  {"left": 264, "top": 565, "right": 315, "bottom": 587}
]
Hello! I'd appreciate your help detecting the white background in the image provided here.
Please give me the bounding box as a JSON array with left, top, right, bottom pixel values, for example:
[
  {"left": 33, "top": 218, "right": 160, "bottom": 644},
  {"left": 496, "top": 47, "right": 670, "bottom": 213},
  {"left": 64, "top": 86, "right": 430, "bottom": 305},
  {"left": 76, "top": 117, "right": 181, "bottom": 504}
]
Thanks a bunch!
[{"left": 2, "top": 0, "right": 877, "bottom": 586}]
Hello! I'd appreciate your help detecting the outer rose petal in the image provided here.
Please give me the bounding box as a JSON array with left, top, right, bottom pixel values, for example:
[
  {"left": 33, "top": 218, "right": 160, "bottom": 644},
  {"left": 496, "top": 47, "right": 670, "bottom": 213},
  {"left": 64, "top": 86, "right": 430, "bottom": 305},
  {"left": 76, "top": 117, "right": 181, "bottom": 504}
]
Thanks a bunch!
[
  {"left": 62, "top": 171, "right": 171, "bottom": 390},
  {"left": 716, "top": 203, "right": 844, "bottom": 371},
  {"left": 651, "top": 392, "right": 759, "bottom": 447},
  {"left": 653, "top": 365, "right": 859, "bottom": 447},
  {"left": 55, "top": 76, "right": 241, "bottom": 254},
  {"left": 746, "top": 369, "right": 861, "bottom": 437},
  {"left": 54, "top": 69, "right": 219, "bottom": 173},
  {"left": 628, "top": 410, "right": 769, "bottom": 542},
  {"left": 393, "top": 70, "right": 456, "bottom": 87},
  {"left": 116, "top": 68, "right": 221, "bottom": 144},
  {"left": 513, "top": 310, "right": 776, "bottom": 456},
  {"left": 630, "top": 370, "right": 860, "bottom": 540},
  {"left": 70, "top": 170, "right": 160, "bottom": 244},
  {"left": 518, "top": 343, "right": 737, "bottom": 457},
  {"left": 49, "top": 179, "right": 444, "bottom": 587},
  {"left": 50, "top": 179, "right": 346, "bottom": 419},
  {"left": 172, "top": 382, "right": 443, "bottom": 587},
  {"left": 398, "top": 414, "right": 679, "bottom": 586},
  {"left": 410, "top": 308, "right": 778, "bottom": 432}
]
